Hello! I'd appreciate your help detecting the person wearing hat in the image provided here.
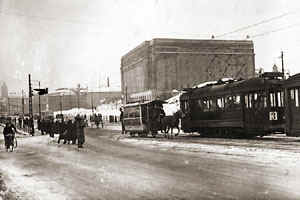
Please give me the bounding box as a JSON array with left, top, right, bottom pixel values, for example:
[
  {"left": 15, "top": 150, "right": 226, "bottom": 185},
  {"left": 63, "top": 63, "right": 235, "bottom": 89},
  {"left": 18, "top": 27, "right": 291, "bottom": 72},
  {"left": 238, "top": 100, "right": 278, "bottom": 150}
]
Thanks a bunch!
[
  {"left": 120, "top": 107, "right": 125, "bottom": 134},
  {"left": 75, "top": 115, "right": 85, "bottom": 148},
  {"left": 3, "top": 119, "right": 17, "bottom": 152}
]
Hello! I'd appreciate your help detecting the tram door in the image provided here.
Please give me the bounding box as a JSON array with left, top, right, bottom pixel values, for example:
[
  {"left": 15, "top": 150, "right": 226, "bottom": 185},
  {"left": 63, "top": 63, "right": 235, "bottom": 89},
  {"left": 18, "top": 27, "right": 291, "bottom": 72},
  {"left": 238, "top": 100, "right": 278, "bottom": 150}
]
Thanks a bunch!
[
  {"left": 244, "top": 92, "right": 267, "bottom": 132},
  {"left": 286, "top": 88, "right": 300, "bottom": 136}
]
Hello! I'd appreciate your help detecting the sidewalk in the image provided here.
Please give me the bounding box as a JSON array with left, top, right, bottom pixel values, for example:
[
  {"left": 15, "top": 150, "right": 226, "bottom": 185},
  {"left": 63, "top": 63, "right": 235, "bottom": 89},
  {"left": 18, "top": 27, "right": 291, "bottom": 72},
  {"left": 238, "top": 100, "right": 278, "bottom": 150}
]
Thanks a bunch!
[
  {"left": 88, "top": 122, "right": 121, "bottom": 131},
  {"left": 104, "top": 123, "right": 122, "bottom": 131}
]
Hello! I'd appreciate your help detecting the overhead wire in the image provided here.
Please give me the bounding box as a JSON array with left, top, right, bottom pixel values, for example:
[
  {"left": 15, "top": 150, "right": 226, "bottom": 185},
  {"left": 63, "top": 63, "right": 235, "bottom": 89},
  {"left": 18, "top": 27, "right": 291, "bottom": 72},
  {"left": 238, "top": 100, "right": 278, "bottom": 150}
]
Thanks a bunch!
[
  {"left": 251, "top": 22, "right": 300, "bottom": 38},
  {"left": 215, "top": 9, "right": 300, "bottom": 38}
]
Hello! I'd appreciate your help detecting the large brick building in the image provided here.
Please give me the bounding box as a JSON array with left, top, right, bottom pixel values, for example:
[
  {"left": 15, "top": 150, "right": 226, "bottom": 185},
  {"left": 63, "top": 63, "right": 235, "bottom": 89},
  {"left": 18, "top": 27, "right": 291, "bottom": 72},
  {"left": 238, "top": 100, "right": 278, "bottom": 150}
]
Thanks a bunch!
[{"left": 121, "top": 38, "right": 255, "bottom": 102}]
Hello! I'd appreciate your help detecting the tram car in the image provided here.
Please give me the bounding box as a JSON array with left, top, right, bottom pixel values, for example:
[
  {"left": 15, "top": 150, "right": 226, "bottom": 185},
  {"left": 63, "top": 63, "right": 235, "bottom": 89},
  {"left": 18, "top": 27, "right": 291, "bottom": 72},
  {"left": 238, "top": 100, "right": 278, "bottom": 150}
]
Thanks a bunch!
[
  {"left": 284, "top": 73, "right": 300, "bottom": 136},
  {"left": 180, "top": 72, "right": 285, "bottom": 138},
  {"left": 123, "top": 100, "right": 166, "bottom": 137}
]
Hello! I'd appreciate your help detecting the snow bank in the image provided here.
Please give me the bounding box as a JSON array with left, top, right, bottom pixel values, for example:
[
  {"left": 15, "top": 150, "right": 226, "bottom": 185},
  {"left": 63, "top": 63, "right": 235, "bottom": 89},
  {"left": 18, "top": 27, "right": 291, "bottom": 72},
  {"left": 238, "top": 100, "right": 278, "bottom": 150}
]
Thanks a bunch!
[{"left": 53, "top": 100, "right": 122, "bottom": 118}]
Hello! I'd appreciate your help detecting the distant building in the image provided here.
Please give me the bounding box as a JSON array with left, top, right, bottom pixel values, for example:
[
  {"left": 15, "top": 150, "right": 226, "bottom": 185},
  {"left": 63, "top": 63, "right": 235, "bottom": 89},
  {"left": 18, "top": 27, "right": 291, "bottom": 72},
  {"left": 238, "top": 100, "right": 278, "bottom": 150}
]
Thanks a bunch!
[
  {"left": 1, "top": 82, "right": 8, "bottom": 98},
  {"left": 47, "top": 87, "right": 121, "bottom": 112},
  {"left": 121, "top": 38, "right": 255, "bottom": 102}
]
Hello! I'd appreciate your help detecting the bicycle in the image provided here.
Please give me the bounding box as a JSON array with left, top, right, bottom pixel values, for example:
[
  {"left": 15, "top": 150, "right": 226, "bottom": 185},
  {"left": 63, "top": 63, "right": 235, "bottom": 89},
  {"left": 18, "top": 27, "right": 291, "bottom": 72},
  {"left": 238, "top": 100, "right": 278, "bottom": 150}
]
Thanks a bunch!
[{"left": 5, "top": 134, "right": 17, "bottom": 152}]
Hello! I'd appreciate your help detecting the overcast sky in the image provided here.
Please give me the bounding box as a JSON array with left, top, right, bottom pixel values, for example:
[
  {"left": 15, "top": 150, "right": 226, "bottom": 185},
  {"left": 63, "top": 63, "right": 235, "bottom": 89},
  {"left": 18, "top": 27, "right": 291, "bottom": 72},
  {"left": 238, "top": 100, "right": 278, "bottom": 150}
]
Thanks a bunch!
[{"left": 0, "top": 0, "right": 300, "bottom": 94}]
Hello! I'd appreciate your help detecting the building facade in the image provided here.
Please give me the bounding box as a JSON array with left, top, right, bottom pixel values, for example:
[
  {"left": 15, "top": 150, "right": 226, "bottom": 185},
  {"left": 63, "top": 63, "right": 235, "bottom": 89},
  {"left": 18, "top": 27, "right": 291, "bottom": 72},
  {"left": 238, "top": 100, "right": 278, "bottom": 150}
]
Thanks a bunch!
[
  {"left": 1, "top": 82, "right": 8, "bottom": 98},
  {"left": 121, "top": 38, "right": 255, "bottom": 102}
]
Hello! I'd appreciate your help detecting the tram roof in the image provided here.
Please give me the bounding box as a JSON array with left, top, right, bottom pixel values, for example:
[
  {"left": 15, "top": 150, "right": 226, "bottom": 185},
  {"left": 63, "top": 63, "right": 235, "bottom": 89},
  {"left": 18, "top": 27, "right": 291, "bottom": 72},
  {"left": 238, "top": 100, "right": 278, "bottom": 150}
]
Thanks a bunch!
[
  {"left": 123, "top": 100, "right": 167, "bottom": 108},
  {"left": 180, "top": 76, "right": 283, "bottom": 100},
  {"left": 284, "top": 73, "right": 300, "bottom": 88}
]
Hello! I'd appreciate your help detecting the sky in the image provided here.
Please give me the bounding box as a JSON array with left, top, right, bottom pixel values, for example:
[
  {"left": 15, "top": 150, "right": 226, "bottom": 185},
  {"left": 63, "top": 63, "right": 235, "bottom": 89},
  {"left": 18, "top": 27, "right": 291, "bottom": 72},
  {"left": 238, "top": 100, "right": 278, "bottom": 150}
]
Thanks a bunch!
[{"left": 0, "top": 0, "right": 300, "bottom": 94}]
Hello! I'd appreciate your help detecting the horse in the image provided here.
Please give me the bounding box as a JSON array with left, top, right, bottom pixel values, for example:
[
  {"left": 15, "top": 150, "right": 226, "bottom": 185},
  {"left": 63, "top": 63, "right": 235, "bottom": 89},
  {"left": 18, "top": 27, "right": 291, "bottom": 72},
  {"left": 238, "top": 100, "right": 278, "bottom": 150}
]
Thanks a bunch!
[{"left": 161, "top": 110, "right": 182, "bottom": 139}]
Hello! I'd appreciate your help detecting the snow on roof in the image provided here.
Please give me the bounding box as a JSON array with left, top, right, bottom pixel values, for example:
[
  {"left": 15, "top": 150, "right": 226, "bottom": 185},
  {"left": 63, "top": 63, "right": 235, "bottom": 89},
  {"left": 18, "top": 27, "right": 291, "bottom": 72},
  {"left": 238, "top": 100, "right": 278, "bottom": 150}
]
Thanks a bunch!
[{"left": 192, "top": 78, "right": 234, "bottom": 88}]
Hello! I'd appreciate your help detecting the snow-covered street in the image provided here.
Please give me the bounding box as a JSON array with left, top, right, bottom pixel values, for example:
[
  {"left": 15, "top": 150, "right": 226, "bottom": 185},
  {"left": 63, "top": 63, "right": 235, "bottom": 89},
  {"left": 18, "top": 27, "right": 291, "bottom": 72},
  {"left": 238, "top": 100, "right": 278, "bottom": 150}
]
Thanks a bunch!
[{"left": 0, "top": 127, "right": 300, "bottom": 200}]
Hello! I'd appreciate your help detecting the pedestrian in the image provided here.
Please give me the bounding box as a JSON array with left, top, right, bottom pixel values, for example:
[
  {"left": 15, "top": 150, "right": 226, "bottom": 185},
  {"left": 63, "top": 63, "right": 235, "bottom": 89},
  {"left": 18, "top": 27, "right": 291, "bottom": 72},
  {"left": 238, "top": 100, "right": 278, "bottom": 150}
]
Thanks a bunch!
[
  {"left": 58, "top": 119, "right": 66, "bottom": 144},
  {"left": 75, "top": 115, "right": 85, "bottom": 148},
  {"left": 3, "top": 118, "right": 17, "bottom": 152},
  {"left": 70, "top": 119, "right": 77, "bottom": 145},
  {"left": 65, "top": 119, "right": 73, "bottom": 144},
  {"left": 18, "top": 117, "right": 22, "bottom": 129},
  {"left": 40, "top": 119, "right": 45, "bottom": 135},
  {"left": 120, "top": 107, "right": 125, "bottom": 134},
  {"left": 48, "top": 119, "right": 54, "bottom": 138}
]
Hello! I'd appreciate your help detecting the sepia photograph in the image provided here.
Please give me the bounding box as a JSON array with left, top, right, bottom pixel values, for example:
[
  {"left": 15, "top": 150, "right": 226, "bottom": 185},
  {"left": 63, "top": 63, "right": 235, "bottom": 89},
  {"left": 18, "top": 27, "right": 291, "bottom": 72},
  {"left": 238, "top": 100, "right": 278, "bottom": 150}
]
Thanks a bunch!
[{"left": 0, "top": 0, "right": 300, "bottom": 199}]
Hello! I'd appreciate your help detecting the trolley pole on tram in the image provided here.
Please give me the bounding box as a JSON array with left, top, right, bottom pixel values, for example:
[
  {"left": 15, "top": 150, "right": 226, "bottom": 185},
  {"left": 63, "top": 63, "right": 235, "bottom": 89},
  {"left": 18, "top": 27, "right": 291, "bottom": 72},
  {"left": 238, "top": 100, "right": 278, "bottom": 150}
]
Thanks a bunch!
[{"left": 281, "top": 51, "right": 285, "bottom": 80}]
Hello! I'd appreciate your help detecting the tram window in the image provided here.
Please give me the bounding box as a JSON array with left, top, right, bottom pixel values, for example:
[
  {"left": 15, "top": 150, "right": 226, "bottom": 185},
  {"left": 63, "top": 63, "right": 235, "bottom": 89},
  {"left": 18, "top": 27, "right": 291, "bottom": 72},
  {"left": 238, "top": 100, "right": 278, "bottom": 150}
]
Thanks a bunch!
[
  {"left": 281, "top": 91, "right": 284, "bottom": 106},
  {"left": 264, "top": 96, "right": 267, "bottom": 108},
  {"left": 197, "top": 99, "right": 204, "bottom": 111},
  {"left": 209, "top": 99, "right": 216, "bottom": 111},
  {"left": 235, "top": 95, "right": 241, "bottom": 104},
  {"left": 217, "top": 98, "right": 224, "bottom": 109},
  {"left": 295, "top": 89, "right": 299, "bottom": 107},
  {"left": 252, "top": 93, "right": 260, "bottom": 108},
  {"left": 254, "top": 93, "right": 258, "bottom": 100},
  {"left": 249, "top": 94, "right": 252, "bottom": 108},
  {"left": 291, "top": 89, "right": 295, "bottom": 100},
  {"left": 184, "top": 101, "right": 189, "bottom": 112},
  {"left": 203, "top": 99, "right": 210, "bottom": 112},
  {"left": 277, "top": 92, "right": 284, "bottom": 107},
  {"left": 270, "top": 93, "right": 274, "bottom": 107},
  {"left": 270, "top": 93, "right": 275, "bottom": 107},
  {"left": 245, "top": 95, "right": 249, "bottom": 108}
]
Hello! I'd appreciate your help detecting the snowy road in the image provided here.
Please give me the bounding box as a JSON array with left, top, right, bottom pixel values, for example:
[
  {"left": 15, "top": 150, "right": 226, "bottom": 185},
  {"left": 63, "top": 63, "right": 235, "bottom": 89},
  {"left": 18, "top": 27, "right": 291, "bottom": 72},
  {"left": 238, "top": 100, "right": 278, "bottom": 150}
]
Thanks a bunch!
[{"left": 0, "top": 127, "right": 300, "bottom": 200}]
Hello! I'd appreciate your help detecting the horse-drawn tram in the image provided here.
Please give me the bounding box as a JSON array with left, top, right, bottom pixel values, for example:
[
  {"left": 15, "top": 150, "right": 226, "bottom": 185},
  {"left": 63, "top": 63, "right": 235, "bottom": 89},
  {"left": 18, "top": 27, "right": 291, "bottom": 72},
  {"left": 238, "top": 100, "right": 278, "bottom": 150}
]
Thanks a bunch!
[
  {"left": 123, "top": 100, "right": 166, "bottom": 137},
  {"left": 180, "top": 72, "right": 285, "bottom": 138},
  {"left": 284, "top": 73, "right": 300, "bottom": 136}
]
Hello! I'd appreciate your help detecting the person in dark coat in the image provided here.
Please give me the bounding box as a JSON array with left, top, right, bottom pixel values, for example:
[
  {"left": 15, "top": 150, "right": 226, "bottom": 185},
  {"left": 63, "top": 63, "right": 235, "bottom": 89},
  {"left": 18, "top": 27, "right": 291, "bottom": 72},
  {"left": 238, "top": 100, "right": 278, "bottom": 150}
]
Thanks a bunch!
[
  {"left": 75, "top": 115, "right": 85, "bottom": 148},
  {"left": 64, "top": 120, "right": 73, "bottom": 144},
  {"left": 18, "top": 117, "right": 23, "bottom": 129},
  {"left": 3, "top": 120, "right": 17, "bottom": 151},
  {"left": 120, "top": 108, "right": 125, "bottom": 134},
  {"left": 40, "top": 119, "right": 45, "bottom": 135},
  {"left": 70, "top": 120, "right": 77, "bottom": 144},
  {"left": 48, "top": 119, "right": 54, "bottom": 138},
  {"left": 58, "top": 120, "right": 66, "bottom": 144}
]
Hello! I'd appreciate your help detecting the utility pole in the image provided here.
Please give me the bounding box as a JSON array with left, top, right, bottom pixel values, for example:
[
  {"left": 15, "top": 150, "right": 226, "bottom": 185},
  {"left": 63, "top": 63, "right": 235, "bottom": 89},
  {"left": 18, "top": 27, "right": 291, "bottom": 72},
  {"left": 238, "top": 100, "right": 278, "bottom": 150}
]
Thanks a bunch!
[
  {"left": 60, "top": 94, "right": 63, "bottom": 115},
  {"left": 38, "top": 81, "right": 41, "bottom": 118},
  {"left": 22, "top": 89, "right": 24, "bottom": 116},
  {"left": 91, "top": 91, "right": 94, "bottom": 114},
  {"left": 125, "top": 86, "right": 128, "bottom": 104},
  {"left": 281, "top": 51, "right": 285, "bottom": 80},
  {"left": 77, "top": 84, "right": 80, "bottom": 111},
  {"left": 7, "top": 97, "right": 10, "bottom": 115},
  {"left": 28, "top": 74, "right": 34, "bottom": 135}
]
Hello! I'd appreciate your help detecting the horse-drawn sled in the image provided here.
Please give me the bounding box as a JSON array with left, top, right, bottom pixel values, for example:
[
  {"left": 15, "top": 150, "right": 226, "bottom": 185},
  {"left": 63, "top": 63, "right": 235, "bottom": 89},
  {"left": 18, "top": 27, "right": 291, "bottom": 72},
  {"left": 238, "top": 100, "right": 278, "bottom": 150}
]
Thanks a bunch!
[{"left": 123, "top": 100, "right": 181, "bottom": 138}]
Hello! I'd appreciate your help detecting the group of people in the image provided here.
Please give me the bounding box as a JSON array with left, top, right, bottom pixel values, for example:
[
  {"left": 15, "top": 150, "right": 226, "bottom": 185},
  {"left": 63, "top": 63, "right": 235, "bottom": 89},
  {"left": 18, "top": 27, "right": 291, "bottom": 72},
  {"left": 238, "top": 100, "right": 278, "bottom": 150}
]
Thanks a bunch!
[
  {"left": 38, "top": 115, "right": 86, "bottom": 148},
  {"left": 0, "top": 116, "right": 34, "bottom": 135},
  {"left": 90, "top": 113, "right": 103, "bottom": 128}
]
